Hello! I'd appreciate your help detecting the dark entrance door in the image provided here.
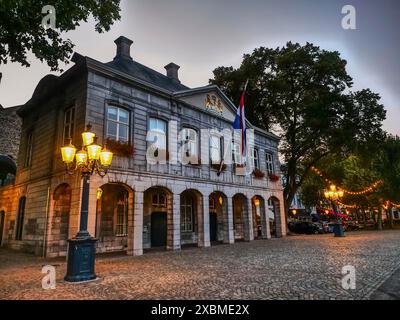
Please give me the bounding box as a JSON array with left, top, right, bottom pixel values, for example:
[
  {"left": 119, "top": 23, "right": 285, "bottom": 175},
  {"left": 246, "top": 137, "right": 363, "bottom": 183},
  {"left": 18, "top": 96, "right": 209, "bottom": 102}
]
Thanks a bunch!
[
  {"left": 0, "top": 211, "right": 4, "bottom": 246},
  {"left": 151, "top": 212, "right": 167, "bottom": 247},
  {"left": 209, "top": 212, "right": 217, "bottom": 242}
]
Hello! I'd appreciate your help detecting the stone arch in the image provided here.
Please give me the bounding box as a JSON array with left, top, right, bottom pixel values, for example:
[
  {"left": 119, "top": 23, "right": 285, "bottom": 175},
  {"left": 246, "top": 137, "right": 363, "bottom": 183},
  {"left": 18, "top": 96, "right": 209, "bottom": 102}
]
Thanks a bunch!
[
  {"left": 95, "top": 182, "right": 134, "bottom": 253},
  {"left": 209, "top": 191, "right": 229, "bottom": 244},
  {"left": 49, "top": 183, "right": 71, "bottom": 256},
  {"left": 268, "top": 196, "right": 283, "bottom": 238},
  {"left": 251, "top": 195, "right": 268, "bottom": 239},
  {"left": 143, "top": 185, "right": 174, "bottom": 250},
  {"left": 232, "top": 193, "right": 252, "bottom": 241}
]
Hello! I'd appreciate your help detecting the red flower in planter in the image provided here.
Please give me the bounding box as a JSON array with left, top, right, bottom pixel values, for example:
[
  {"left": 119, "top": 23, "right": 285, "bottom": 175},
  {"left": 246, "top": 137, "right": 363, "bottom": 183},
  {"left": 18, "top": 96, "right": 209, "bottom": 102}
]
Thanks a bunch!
[
  {"left": 105, "top": 138, "right": 134, "bottom": 157},
  {"left": 268, "top": 173, "right": 280, "bottom": 182},
  {"left": 252, "top": 168, "right": 266, "bottom": 179}
]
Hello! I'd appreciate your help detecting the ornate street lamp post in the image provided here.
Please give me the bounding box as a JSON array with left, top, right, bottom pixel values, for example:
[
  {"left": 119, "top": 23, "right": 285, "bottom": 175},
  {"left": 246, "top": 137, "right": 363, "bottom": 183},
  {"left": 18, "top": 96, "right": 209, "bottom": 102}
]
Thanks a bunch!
[
  {"left": 324, "top": 185, "right": 345, "bottom": 237},
  {"left": 61, "top": 124, "right": 113, "bottom": 282}
]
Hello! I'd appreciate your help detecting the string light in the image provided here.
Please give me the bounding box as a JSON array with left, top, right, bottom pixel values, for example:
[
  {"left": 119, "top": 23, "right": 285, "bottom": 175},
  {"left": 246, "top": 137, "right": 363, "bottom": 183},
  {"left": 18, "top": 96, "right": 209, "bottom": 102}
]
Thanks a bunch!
[
  {"left": 310, "top": 166, "right": 383, "bottom": 195},
  {"left": 336, "top": 200, "right": 357, "bottom": 209}
]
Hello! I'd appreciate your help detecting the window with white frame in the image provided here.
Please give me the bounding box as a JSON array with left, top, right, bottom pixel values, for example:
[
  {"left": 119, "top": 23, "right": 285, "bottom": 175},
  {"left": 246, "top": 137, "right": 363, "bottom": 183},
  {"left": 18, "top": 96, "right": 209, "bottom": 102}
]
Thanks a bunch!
[
  {"left": 106, "top": 106, "right": 130, "bottom": 142},
  {"left": 181, "top": 194, "right": 194, "bottom": 232},
  {"left": 149, "top": 118, "right": 167, "bottom": 151},
  {"left": 232, "top": 141, "right": 241, "bottom": 164},
  {"left": 210, "top": 135, "right": 222, "bottom": 164},
  {"left": 182, "top": 128, "right": 198, "bottom": 160},
  {"left": 250, "top": 148, "right": 259, "bottom": 169},
  {"left": 265, "top": 152, "right": 274, "bottom": 174},
  {"left": 63, "top": 106, "right": 75, "bottom": 145}
]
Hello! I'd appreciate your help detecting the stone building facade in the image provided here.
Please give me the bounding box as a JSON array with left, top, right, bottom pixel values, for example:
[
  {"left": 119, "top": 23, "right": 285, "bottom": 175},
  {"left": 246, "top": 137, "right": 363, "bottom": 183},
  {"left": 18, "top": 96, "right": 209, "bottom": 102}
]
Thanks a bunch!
[{"left": 0, "top": 36, "right": 286, "bottom": 257}]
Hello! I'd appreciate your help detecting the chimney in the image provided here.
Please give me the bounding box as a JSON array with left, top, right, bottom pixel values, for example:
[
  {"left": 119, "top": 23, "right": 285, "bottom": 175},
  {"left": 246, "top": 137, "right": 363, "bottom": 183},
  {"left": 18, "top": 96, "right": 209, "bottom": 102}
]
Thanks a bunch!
[
  {"left": 164, "top": 63, "right": 180, "bottom": 83},
  {"left": 114, "top": 36, "right": 133, "bottom": 61}
]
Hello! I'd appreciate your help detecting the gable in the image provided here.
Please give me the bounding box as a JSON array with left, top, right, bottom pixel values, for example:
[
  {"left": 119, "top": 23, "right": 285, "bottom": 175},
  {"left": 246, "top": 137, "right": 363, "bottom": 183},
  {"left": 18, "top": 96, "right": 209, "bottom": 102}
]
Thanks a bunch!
[{"left": 175, "top": 88, "right": 237, "bottom": 122}]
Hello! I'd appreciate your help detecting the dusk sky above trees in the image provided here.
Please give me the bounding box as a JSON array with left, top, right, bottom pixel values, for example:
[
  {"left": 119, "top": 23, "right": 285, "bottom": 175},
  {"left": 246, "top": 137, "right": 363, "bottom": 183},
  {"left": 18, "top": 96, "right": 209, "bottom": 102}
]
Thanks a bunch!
[{"left": 0, "top": 0, "right": 399, "bottom": 134}]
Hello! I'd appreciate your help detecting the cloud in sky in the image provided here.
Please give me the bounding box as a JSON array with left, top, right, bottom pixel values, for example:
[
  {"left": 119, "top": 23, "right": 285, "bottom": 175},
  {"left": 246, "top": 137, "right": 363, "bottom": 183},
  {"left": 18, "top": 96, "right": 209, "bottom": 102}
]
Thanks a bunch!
[{"left": 0, "top": 0, "right": 398, "bottom": 134}]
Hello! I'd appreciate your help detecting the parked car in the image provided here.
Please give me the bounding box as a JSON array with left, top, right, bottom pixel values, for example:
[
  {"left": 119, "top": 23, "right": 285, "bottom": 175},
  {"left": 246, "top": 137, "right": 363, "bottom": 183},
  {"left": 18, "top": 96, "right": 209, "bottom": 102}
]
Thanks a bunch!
[{"left": 288, "top": 221, "right": 320, "bottom": 234}]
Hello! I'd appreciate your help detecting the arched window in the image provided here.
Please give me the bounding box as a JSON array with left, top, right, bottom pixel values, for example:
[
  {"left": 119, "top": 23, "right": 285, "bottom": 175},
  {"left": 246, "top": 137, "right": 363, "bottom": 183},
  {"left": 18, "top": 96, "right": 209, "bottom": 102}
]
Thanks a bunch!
[
  {"left": 15, "top": 197, "right": 26, "bottom": 240},
  {"left": 181, "top": 194, "right": 194, "bottom": 232}
]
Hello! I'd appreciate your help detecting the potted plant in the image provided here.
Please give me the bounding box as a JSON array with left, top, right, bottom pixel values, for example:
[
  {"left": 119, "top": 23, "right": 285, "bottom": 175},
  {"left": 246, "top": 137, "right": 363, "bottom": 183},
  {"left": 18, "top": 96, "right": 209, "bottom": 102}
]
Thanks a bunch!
[
  {"left": 268, "top": 173, "right": 280, "bottom": 182},
  {"left": 105, "top": 138, "right": 134, "bottom": 157},
  {"left": 252, "top": 168, "right": 266, "bottom": 179}
]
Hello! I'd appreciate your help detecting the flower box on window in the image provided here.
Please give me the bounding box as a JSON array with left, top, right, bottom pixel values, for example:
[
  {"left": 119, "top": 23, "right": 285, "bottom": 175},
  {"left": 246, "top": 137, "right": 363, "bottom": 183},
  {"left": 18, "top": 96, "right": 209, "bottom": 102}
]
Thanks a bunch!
[
  {"left": 252, "top": 168, "right": 266, "bottom": 179},
  {"left": 268, "top": 173, "right": 280, "bottom": 182},
  {"left": 211, "top": 163, "right": 227, "bottom": 172},
  {"left": 106, "top": 138, "right": 134, "bottom": 157}
]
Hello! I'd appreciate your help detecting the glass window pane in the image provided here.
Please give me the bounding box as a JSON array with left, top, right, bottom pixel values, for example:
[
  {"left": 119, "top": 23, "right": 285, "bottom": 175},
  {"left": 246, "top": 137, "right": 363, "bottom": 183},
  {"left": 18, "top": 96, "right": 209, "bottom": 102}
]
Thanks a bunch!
[
  {"left": 119, "top": 124, "right": 128, "bottom": 142},
  {"left": 107, "top": 121, "right": 117, "bottom": 138},
  {"left": 107, "top": 106, "right": 118, "bottom": 121},
  {"left": 150, "top": 118, "right": 156, "bottom": 130},
  {"left": 119, "top": 109, "right": 129, "bottom": 124}
]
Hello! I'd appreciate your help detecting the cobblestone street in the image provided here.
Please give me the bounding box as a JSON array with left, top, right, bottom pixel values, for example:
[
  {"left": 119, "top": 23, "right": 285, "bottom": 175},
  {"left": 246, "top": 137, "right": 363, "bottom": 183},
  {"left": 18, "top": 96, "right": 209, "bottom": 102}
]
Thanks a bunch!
[{"left": 1, "top": 230, "right": 400, "bottom": 300}]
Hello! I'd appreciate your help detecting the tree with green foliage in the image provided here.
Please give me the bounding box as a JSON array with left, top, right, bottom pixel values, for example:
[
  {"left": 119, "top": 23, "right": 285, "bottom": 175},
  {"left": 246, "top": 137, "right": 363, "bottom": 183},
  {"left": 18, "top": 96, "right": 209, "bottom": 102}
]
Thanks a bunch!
[
  {"left": 0, "top": 0, "right": 121, "bottom": 71},
  {"left": 210, "top": 42, "right": 386, "bottom": 217}
]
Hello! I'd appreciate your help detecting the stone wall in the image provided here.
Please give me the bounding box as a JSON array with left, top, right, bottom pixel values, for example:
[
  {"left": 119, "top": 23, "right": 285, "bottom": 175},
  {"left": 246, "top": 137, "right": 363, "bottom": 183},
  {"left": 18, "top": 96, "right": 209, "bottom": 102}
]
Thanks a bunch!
[{"left": 0, "top": 105, "right": 22, "bottom": 161}]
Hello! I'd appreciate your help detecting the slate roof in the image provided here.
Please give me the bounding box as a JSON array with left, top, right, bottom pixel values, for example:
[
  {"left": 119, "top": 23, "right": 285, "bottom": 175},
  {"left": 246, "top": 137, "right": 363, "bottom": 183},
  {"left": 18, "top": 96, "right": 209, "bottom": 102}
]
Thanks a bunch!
[{"left": 106, "top": 57, "right": 189, "bottom": 92}]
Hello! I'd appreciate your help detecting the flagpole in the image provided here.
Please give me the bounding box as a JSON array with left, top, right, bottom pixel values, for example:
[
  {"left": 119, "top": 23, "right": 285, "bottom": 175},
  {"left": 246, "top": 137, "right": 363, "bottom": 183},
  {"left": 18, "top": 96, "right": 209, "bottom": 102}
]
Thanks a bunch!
[{"left": 217, "top": 80, "right": 249, "bottom": 177}]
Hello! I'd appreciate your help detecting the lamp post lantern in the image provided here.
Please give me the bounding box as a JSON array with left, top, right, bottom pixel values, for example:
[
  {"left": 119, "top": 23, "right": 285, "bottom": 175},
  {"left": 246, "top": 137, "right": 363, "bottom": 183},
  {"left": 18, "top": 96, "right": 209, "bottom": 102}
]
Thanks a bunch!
[
  {"left": 324, "top": 185, "right": 345, "bottom": 237},
  {"left": 61, "top": 124, "right": 113, "bottom": 282}
]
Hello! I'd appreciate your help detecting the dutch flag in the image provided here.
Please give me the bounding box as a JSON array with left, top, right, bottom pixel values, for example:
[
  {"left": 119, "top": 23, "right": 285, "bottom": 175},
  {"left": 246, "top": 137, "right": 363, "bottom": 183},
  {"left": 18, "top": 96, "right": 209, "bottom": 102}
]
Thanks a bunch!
[{"left": 233, "top": 81, "right": 248, "bottom": 163}]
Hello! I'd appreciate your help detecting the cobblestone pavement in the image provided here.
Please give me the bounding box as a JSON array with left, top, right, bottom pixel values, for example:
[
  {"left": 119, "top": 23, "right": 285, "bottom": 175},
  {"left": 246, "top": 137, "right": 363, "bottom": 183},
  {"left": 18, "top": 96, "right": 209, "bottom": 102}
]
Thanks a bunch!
[{"left": 1, "top": 230, "right": 400, "bottom": 300}]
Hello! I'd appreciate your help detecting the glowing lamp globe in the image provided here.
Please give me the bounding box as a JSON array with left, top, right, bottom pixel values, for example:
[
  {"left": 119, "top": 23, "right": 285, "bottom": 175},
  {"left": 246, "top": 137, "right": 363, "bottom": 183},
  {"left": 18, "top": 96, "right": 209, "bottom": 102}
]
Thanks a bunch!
[
  {"left": 82, "top": 125, "right": 95, "bottom": 146},
  {"left": 61, "top": 141, "right": 76, "bottom": 164},
  {"left": 75, "top": 149, "right": 88, "bottom": 167},
  {"left": 87, "top": 141, "right": 102, "bottom": 160},
  {"left": 100, "top": 147, "right": 113, "bottom": 167}
]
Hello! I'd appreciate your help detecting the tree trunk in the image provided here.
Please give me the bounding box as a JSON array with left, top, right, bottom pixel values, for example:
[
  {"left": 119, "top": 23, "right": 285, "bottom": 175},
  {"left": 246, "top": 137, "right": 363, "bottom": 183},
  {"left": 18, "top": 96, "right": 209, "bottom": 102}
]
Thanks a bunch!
[
  {"left": 377, "top": 208, "right": 383, "bottom": 230},
  {"left": 363, "top": 209, "right": 367, "bottom": 228},
  {"left": 388, "top": 206, "right": 394, "bottom": 229}
]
